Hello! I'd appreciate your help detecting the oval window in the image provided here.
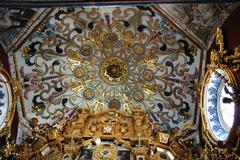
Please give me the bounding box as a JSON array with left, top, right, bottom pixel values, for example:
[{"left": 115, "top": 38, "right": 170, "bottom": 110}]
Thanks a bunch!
[
  {"left": 203, "top": 68, "right": 237, "bottom": 142},
  {"left": 0, "top": 71, "right": 13, "bottom": 133}
]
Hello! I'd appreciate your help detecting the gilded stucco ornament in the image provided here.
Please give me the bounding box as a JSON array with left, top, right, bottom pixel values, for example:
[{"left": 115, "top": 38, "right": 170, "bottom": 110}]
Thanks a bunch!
[
  {"left": 100, "top": 56, "right": 129, "bottom": 85},
  {"left": 0, "top": 108, "right": 200, "bottom": 159},
  {"left": 6, "top": 6, "right": 204, "bottom": 159},
  {"left": 16, "top": 6, "right": 202, "bottom": 128},
  {"left": 92, "top": 144, "right": 117, "bottom": 160},
  {"left": 0, "top": 67, "right": 21, "bottom": 137},
  {"left": 199, "top": 28, "right": 240, "bottom": 159},
  {"left": 210, "top": 28, "right": 240, "bottom": 72}
]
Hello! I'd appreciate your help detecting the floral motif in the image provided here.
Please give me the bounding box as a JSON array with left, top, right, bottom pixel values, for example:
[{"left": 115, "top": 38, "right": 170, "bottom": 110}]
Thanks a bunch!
[{"left": 15, "top": 6, "right": 203, "bottom": 129}]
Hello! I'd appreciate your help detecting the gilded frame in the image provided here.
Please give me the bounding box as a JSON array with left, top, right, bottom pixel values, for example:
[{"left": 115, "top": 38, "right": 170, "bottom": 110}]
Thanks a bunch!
[
  {"left": 0, "top": 67, "right": 15, "bottom": 137},
  {"left": 200, "top": 64, "right": 239, "bottom": 146}
]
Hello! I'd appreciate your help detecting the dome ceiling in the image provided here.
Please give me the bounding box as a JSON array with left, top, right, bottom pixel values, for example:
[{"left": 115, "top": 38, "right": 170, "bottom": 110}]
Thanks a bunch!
[
  {"left": 10, "top": 6, "right": 204, "bottom": 130},
  {"left": 0, "top": 2, "right": 239, "bottom": 159},
  {"left": 0, "top": 1, "right": 237, "bottom": 141}
]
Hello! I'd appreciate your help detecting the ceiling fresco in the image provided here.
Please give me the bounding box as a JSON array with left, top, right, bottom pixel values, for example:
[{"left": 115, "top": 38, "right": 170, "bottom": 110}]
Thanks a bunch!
[
  {"left": 0, "top": 8, "right": 47, "bottom": 52},
  {"left": 11, "top": 6, "right": 204, "bottom": 131},
  {"left": 0, "top": 3, "right": 239, "bottom": 53},
  {"left": 158, "top": 3, "right": 240, "bottom": 48},
  {"left": 0, "top": 2, "right": 239, "bottom": 160}
]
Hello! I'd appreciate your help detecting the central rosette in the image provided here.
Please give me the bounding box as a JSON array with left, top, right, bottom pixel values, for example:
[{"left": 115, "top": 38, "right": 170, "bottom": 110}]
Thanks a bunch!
[
  {"left": 100, "top": 57, "right": 129, "bottom": 85},
  {"left": 106, "top": 65, "right": 122, "bottom": 78}
]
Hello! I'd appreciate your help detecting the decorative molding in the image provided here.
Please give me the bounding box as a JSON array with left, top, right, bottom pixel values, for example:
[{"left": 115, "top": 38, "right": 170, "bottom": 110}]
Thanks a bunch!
[
  {"left": 199, "top": 28, "right": 240, "bottom": 159},
  {"left": 0, "top": 108, "right": 199, "bottom": 159}
]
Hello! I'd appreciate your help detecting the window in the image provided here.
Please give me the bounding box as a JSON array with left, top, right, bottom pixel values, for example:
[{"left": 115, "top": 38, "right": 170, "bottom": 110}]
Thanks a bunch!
[
  {"left": 203, "top": 69, "right": 236, "bottom": 142},
  {"left": 0, "top": 72, "right": 12, "bottom": 132}
]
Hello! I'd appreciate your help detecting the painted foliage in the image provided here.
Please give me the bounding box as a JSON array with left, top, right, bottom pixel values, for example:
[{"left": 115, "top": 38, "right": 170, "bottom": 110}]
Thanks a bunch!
[{"left": 12, "top": 6, "right": 203, "bottom": 130}]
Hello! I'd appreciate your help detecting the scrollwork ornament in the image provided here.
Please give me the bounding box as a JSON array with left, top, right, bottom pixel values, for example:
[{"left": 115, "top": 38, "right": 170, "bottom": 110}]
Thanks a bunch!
[
  {"left": 200, "top": 105, "right": 240, "bottom": 159},
  {"left": 0, "top": 108, "right": 198, "bottom": 160},
  {"left": 15, "top": 6, "right": 202, "bottom": 128},
  {"left": 210, "top": 27, "right": 240, "bottom": 72}
]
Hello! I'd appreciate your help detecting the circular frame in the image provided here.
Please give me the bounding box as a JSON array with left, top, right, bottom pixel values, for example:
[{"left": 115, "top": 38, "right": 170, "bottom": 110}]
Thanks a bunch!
[
  {"left": 99, "top": 56, "right": 129, "bottom": 85},
  {"left": 0, "top": 68, "right": 14, "bottom": 137},
  {"left": 200, "top": 66, "right": 239, "bottom": 146}
]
